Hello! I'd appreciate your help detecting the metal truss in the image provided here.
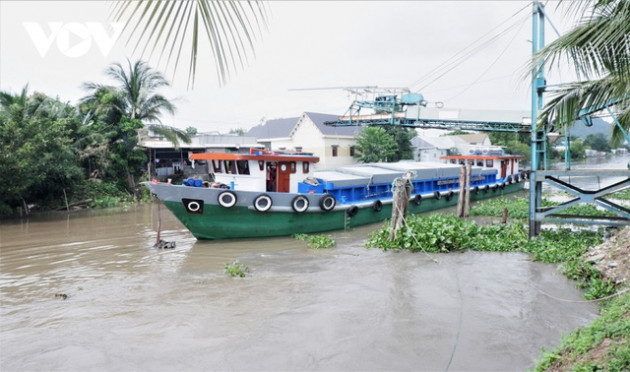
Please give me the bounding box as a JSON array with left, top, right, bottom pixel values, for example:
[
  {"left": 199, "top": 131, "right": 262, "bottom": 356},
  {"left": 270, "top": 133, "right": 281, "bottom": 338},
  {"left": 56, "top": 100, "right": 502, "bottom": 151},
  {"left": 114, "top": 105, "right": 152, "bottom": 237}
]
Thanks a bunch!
[{"left": 532, "top": 169, "right": 630, "bottom": 227}]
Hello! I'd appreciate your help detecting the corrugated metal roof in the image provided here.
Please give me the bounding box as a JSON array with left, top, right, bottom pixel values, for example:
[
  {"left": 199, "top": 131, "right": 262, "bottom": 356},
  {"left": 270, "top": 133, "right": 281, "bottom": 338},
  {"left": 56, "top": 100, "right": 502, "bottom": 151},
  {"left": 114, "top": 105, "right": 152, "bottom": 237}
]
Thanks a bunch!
[
  {"left": 246, "top": 117, "right": 299, "bottom": 139},
  {"left": 246, "top": 112, "right": 361, "bottom": 140},
  {"left": 304, "top": 112, "right": 361, "bottom": 136}
]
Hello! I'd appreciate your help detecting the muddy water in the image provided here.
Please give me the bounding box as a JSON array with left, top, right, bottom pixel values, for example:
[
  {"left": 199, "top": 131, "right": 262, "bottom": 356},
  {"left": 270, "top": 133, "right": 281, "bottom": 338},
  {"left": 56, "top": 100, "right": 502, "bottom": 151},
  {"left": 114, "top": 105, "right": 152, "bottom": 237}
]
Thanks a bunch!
[{"left": 1, "top": 204, "right": 598, "bottom": 371}]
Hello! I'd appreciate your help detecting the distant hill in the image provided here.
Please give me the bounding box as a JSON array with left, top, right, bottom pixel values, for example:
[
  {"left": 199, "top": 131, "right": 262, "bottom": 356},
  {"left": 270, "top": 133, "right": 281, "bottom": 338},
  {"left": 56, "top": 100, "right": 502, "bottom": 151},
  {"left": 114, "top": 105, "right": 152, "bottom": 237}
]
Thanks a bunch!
[{"left": 567, "top": 118, "right": 613, "bottom": 139}]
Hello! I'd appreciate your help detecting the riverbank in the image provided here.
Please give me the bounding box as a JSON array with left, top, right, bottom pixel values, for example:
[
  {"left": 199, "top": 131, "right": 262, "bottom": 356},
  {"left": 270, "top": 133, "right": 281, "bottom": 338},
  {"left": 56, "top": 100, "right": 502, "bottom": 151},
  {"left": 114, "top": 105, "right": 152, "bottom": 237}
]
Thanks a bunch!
[
  {"left": 0, "top": 180, "right": 151, "bottom": 218},
  {"left": 534, "top": 227, "right": 629, "bottom": 371}
]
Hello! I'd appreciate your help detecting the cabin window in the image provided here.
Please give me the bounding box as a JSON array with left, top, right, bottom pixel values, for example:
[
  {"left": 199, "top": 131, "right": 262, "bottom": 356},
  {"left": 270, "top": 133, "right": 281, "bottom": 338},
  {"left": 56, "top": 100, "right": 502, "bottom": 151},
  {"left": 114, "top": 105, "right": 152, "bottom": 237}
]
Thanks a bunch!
[
  {"left": 212, "top": 160, "right": 222, "bottom": 173},
  {"left": 349, "top": 146, "right": 355, "bottom": 156},
  {"left": 477, "top": 161, "right": 483, "bottom": 167},
  {"left": 332, "top": 145, "right": 339, "bottom": 157},
  {"left": 295, "top": 146, "right": 303, "bottom": 153},
  {"left": 486, "top": 160, "right": 494, "bottom": 167},
  {"left": 290, "top": 162, "right": 296, "bottom": 173},
  {"left": 236, "top": 160, "right": 250, "bottom": 175},
  {"left": 303, "top": 162, "right": 309, "bottom": 173},
  {"left": 258, "top": 160, "right": 264, "bottom": 171},
  {"left": 224, "top": 160, "right": 236, "bottom": 174}
]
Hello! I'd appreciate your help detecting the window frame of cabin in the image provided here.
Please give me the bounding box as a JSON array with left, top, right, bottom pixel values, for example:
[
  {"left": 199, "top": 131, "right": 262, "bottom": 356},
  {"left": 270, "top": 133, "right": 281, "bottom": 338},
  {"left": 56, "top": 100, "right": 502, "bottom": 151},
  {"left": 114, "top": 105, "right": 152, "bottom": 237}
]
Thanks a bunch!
[{"left": 236, "top": 160, "right": 250, "bottom": 175}]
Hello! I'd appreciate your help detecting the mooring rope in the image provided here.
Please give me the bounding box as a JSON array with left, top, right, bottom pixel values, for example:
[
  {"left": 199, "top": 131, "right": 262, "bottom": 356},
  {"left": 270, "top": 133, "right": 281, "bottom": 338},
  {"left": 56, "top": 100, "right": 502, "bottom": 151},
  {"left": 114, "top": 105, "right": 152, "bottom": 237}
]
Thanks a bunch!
[
  {"left": 528, "top": 282, "right": 629, "bottom": 303},
  {"left": 445, "top": 267, "right": 464, "bottom": 372}
]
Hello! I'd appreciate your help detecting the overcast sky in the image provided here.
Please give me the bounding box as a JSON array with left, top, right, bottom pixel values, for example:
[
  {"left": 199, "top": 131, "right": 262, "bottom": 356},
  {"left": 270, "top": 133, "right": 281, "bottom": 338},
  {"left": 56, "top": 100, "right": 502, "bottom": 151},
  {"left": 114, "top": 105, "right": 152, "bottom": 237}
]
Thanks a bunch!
[{"left": 0, "top": 1, "right": 577, "bottom": 133}]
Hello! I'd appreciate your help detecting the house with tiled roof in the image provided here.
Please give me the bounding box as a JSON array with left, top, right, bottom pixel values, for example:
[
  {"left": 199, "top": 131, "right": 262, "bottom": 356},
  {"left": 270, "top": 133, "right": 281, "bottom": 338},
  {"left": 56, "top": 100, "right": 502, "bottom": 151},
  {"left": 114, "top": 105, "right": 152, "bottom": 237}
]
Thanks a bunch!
[{"left": 246, "top": 112, "right": 361, "bottom": 169}]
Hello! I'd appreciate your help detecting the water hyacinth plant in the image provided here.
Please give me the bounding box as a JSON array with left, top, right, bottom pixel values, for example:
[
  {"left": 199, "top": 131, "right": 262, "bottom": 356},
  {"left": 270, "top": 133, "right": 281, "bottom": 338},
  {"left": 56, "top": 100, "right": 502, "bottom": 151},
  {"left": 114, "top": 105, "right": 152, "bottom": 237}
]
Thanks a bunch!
[{"left": 293, "top": 233, "right": 335, "bottom": 249}]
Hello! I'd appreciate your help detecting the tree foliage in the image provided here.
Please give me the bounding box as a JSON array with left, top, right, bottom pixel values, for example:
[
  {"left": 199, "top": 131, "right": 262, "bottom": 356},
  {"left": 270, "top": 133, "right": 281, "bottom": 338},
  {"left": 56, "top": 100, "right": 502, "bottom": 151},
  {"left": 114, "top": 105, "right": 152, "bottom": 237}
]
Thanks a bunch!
[
  {"left": 354, "top": 127, "right": 398, "bottom": 163},
  {"left": 80, "top": 60, "right": 190, "bottom": 190},
  {"left": 0, "top": 61, "right": 191, "bottom": 215},
  {"left": 384, "top": 127, "right": 415, "bottom": 161},
  {"left": 583, "top": 133, "right": 611, "bottom": 152},
  {"left": 0, "top": 88, "right": 83, "bottom": 212}
]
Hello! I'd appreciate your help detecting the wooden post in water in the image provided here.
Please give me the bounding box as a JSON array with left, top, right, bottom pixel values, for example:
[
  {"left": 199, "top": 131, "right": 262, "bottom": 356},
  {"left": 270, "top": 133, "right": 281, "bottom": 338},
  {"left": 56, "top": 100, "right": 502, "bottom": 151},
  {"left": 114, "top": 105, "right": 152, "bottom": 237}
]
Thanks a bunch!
[
  {"left": 464, "top": 161, "right": 471, "bottom": 217},
  {"left": 155, "top": 199, "right": 162, "bottom": 245},
  {"left": 456, "top": 165, "right": 465, "bottom": 217},
  {"left": 63, "top": 188, "right": 70, "bottom": 212},
  {"left": 389, "top": 174, "right": 412, "bottom": 240}
]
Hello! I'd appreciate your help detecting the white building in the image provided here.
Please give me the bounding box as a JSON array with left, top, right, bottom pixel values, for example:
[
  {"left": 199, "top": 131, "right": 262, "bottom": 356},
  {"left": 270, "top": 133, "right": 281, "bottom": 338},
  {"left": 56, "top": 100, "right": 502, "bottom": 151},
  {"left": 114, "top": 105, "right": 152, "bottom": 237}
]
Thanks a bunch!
[{"left": 247, "top": 112, "right": 361, "bottom": 169}]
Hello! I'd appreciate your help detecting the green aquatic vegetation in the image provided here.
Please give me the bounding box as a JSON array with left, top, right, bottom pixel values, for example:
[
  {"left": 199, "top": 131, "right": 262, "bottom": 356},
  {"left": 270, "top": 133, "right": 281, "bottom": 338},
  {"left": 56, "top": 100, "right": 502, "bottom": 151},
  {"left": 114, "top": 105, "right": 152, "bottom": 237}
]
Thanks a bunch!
[
  {"left": 534, "top": 292, "right": 630, "bottom": 372},
  {"left": 470, "top": 196, "right": 617, "bottom": 219},
  {"left": 293, "top": 234, "right": 335, "bottom": 249},
  {"left": 366, "top": 214, "right": 480, "bottom": 252},
  {"left": 225, "top": 260, "right": 248, "bottom": 278},
  {"left": 470, "top": 197, "right": 532, "bottom": 219},
  {"left": 366, "top": 214, "right": 529, "bottom": 253},
  {"left": 610, "top": 188, "right": 630, "bottom": 200}
]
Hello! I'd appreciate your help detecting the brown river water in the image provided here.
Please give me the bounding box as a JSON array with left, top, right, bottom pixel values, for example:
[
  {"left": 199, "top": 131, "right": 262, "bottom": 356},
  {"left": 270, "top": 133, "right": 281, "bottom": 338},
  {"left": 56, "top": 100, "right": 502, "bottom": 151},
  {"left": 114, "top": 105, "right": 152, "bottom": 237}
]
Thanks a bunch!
[{"left": 1, "top": 203, "right": 599, "bottom": 371}]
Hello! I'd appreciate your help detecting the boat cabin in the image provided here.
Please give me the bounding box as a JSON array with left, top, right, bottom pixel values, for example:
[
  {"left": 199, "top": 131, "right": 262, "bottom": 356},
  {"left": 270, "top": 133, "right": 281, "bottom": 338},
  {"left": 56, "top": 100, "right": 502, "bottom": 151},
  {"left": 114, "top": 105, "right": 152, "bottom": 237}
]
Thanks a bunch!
[
  {"left": 189, "top": 149, "right": 320, "bottom": 193},
  {"left": 440, "top": 154, "right": 524, "bottom": 179}
]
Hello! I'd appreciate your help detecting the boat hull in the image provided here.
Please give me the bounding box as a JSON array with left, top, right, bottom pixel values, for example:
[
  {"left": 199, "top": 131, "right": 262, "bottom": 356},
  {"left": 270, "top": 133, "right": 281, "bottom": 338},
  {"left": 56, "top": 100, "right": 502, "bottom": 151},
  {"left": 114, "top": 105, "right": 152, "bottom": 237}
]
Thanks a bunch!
[{"left": 148, "top": 181, "right": 525, "bottom": 240}]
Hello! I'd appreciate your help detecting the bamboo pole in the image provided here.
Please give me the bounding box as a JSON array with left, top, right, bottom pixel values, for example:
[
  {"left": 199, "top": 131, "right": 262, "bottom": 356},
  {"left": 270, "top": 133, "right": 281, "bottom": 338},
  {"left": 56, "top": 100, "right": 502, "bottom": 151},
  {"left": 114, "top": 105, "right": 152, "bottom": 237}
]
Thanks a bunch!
[
  {"left": 155, "top": 199, "right": 162, "bottom": 245},
  {"left": 464, "top": 161, "right": 471, "bottom": 218},
  {"left": 63, "top": 188, "right": 70, "bottom": 212},
  {"left": 456, "top": 165, "right": 465, "bottom": 217}
]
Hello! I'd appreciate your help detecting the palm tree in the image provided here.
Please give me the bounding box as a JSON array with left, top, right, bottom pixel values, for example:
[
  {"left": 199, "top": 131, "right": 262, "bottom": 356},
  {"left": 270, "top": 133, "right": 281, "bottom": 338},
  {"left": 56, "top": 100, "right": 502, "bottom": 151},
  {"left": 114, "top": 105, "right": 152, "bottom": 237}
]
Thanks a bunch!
[
  {"left": 534, "top": 0, "right": 630, "bottom": 145},
  {"left": 111, "top": 0, "right": 269, "bottom": 87},
  {"left": 82, "top": 60, "right": 190, "bottom": 147}
]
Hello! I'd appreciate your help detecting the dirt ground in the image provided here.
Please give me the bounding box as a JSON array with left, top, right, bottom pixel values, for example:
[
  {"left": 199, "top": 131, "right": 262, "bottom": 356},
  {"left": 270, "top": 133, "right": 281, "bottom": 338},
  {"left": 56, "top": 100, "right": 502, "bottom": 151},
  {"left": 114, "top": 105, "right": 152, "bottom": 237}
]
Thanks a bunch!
[{"left": 585, "top": 226, "right": 630, "bottom": 286}]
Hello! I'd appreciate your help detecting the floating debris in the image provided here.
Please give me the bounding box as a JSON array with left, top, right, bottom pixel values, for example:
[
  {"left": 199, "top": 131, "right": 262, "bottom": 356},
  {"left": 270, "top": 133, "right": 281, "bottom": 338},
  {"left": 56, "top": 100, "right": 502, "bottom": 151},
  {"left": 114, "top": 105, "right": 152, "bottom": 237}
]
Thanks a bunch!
[
  {"left": 154, "top": 240, "right": 176, "bottom": 249},
  {"left": 54, "top": 293, "right": 68, "bottom": 300}
]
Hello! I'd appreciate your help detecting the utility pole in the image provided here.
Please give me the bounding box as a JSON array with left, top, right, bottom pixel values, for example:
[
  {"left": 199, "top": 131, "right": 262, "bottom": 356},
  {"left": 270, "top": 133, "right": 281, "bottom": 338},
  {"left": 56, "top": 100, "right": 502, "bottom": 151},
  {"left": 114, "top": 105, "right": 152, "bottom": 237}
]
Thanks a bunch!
[{"left": 529, "top": 0, "right": 546, "bottom": 237}]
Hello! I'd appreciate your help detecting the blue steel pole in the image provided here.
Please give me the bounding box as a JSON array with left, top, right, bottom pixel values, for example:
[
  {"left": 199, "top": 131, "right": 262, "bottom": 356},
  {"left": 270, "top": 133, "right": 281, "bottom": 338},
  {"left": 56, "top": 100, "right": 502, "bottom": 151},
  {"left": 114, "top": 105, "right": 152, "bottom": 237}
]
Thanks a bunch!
[{"left": 529, "top": 0, "right": 545, "bottom": 237}]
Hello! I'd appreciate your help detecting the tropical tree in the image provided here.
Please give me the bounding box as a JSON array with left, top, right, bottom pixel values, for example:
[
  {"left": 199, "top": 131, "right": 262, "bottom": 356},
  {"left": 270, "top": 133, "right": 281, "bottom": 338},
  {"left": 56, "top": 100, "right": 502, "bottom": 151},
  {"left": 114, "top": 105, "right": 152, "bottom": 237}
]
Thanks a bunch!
[
  {"left": 535, "top": 0, "right": 630, "bottom": 146},
  {"left": 229, "top": 127, "right": 246, "bottom": 136},
  {"left": 583, "top": 133, "right": 612, "bottom": 152},
  {"left": 384, "top": 127, "right": 415, "bottom": 161},
  {"left": 0, "top": 88, "right": 83, "bottom": 214},
  {"left": 354, "top": 127, "right": 398, "bottom": 163},
  {"left": 81, "top": 60, "right": 190, "bottom": 190},
  {"left": 111, "top": 0, "right": 268, "bottom": 86}
]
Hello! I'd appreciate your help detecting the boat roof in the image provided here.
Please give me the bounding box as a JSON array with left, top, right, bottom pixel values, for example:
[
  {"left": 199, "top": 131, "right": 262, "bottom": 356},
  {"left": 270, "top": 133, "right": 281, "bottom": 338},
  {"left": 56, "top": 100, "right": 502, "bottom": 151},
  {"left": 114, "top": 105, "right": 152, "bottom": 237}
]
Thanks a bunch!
[
  {"left": 190, "top": 151, "right": 320, "bottom": 163},
  {"left": 441, "top": 155, "right": 524, "bottom": 160}
]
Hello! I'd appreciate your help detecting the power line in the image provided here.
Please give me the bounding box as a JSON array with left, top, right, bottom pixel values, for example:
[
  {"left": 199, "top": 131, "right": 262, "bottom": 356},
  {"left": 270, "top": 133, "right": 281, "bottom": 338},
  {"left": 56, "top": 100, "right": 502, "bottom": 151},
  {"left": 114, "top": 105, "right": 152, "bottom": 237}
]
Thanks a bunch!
[
  {"left": 416, "top": 12, "right": 530, "bottom": 93},
  {"left": 443, "top": 12, "right": 528, "bottom": 102},
  {"left": 408, "top": 2, "right": 532, "bottom": 92}
]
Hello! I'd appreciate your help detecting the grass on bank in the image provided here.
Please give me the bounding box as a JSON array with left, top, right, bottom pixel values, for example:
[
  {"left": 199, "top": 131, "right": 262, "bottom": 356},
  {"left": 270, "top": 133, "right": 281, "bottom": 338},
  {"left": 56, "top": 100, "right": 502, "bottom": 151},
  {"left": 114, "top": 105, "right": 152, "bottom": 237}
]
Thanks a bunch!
[{"left": 534, "top": 291, "right": 630, "bottom": 372}]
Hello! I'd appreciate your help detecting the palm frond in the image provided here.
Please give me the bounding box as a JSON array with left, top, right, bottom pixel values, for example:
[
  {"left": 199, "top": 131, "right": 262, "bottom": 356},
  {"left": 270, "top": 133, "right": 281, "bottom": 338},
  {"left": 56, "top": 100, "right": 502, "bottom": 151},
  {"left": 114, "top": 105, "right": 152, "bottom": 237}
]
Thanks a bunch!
[
  {"left": 111, "top": 0, "right": 268, "bottom": 88},
  {"left": 535, "top": 0, "right": 630, "bottom": 80},
  {"left": 147, "top": 124, "right": 191, "bottom": 149},
  {"left": 538, "top": 74, "right": 630, "bottom": 142}
]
